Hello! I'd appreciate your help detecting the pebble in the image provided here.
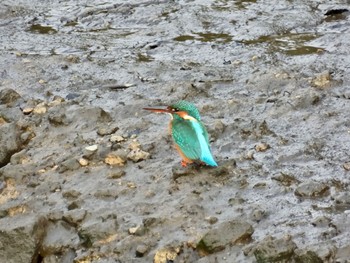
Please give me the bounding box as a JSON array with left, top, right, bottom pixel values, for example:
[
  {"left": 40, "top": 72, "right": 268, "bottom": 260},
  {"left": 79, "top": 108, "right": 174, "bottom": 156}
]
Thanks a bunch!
[
  {"left": 154, "top": 247, "right": 179, "bottom": 263},
  {"left": 78, "top": 158, "right": 89, "bottom": 166},
  {"left": 97, "top": 126, "right": 119, "bottom": 136},
  {"left": 22, "top": 107, "right": 34, "bottom": 115},
  {"left": 85, "top": 145, "right": 98, "bottom": 152},
  {"left": 127, "top": 149, "right": 150, "bottom": 162},
  {"left": 135, "top": 244, "right": 149, "bottom": 257},
  {"left": 312, "top": 71, "right": 331, "bottom": 88},
  {"left": 128, "top": 225, "right": 145, "bottom": 236},
  {"left": 33, "top": 103, "right": 47, "bottom": 114},
  {"left": 107, "top": 170, "right": 126, "bottom": 179},
  {"left": 255, "top": 142, "right": 270, "bottom": 152},
  {"left": 105, "top": 153, "right": 126, "bottom": 166},
  {"left": 110, "top": 134, "right": 125, "bottom": 143},
  {"left": 343, "top": 162, "right": 350, "bottom": 171}
]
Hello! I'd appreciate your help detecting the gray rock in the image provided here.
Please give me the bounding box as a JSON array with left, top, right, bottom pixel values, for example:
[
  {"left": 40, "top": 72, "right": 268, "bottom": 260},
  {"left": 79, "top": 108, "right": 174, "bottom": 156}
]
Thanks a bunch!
[
  {"left": 197, "top": 219, "right": 254, "bottom": 254},
  {"left": 0, "top": 215, "right": 47, "bottom": 263},
  {"left": 295, "top": 181, "right": 330, "bottom": 198},
  {"left": 58, "top": 158, "right": 80, "bottom": 173},
  {"left": 0, "top": 88, "right": 21, "bottom": 105},
  {"left": 78, "top": 210, "right": 118, "bottom": 246},
  {"left": 41, "top": 221, "right": 80, "bottom": 256},
  {"left": 253, "top": 236, "right": 297, "bottom": 262},
  {"left": 63, "top": 209, "right": 87, "bottom": 225},
  {"left": 294, "top": 249, "right": 323, "bottom": 263},
  {"left": 97, "top": 125, "right": 119, "bottom": 136},
  {"left": 0, "top": 123, "right": 22, "bottom": 167},
  {"left": 135, "top": 244, "right": 149, "bottom": 257}
]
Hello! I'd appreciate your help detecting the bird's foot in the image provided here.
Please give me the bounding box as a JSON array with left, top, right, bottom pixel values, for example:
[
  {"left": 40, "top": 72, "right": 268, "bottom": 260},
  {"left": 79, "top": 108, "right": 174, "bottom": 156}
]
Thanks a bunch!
[{"left": 181, "top": 160, "right": 188, "bottom": 167}]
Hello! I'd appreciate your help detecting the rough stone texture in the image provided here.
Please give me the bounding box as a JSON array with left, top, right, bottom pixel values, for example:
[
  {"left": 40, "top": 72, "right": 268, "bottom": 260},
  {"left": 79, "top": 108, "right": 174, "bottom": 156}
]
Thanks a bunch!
[
  {"left": 0, "top": 123, "right": 22, "bottom": 167},
  {"left": 253, "top": 236, "right": 297, "bottom": 263},
  {"left": 0, "top": 215, "right": 47, "bottom": 263},
  {"left": 41, "top": 221, "right": 80, "bottom": 256},
  {"left": 197, "top": 220, "right": 254, "bottom": 254},
  {"left": 295, "top": 181, "right": 330, "bottom": 198}
]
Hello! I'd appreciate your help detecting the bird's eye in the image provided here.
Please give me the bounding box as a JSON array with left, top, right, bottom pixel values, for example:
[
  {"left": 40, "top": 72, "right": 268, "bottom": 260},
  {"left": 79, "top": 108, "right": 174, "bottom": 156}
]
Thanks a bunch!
[{"left": 172, "top": 108, "right": 179, "bottom": 112}]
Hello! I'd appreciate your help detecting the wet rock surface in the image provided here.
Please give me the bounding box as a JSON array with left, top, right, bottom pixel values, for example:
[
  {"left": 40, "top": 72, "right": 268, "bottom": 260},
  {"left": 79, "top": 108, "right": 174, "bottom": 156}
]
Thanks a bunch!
[{"left": 1, "top": 0, "right": 350, "bottom": 262}]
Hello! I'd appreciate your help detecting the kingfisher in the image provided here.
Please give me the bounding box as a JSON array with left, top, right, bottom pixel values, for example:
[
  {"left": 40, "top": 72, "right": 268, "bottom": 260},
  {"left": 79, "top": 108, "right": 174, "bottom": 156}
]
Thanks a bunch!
[{"left": 144, "top": 100, "right": 218, "bottom": 167}]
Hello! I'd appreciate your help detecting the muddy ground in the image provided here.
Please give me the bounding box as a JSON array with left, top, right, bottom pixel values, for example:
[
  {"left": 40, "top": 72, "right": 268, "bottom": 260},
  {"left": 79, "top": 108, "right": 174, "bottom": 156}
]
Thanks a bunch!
[{"left": 1, "top": 0, "right": 350, "bottom": 262}]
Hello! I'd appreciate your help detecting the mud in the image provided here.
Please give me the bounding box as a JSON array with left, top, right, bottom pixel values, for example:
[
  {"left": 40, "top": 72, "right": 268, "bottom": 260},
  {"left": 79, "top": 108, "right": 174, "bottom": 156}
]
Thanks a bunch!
[{"left": 1, "top": 0, "right": 350, "bottom": 262}]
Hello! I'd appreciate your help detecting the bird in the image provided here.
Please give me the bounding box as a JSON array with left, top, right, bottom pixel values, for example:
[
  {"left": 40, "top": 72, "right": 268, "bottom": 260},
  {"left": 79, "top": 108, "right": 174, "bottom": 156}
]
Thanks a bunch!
[{"left": 144, "top": 100, "right": 218, "bottom": 167}]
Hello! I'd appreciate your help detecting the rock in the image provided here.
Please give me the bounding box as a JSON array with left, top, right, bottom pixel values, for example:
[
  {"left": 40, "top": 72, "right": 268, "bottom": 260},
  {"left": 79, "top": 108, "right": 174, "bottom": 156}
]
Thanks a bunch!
[
  {"left": 105, "top": 152, "right": 126, "bottom": 166},
  {"left": 128, "top": 225, "right": 146, "bottom": 236},
  {"left": 40, "top": 221, "right": 80, "bottom": 256},
  {"left": 58, "top": 158, "right": 80, "bottom": 173},
  {"left": 107, "top": 169, "right": 126, "bottom": 179},
  {"left": 197, "top": 220, "right": 254, "bottom": 254},
  {"left": 294, "top": 181, "right": 330, "bottom": 198},
  {"left": 62, "top": 190, "right": 81, "bottom": 200},
  {"left": 0, "top": 215, "right": 47, "bottom": 263},
  {"left": 127, "top": 149, "right": 150, "bottom": 162},
  {"left": 272, "top": 172, "right": 300, "bottom": 187},
  {"left": 312, "top": 71, "right": 331, "bottom": 88},
  {"left": 33, "top": 102, "right": 47, "bottom": 114},
  {"left": 0, "top": 89, "right": 21, "bottom": 105},
  {"left": 48, "top": 109, "right": 68, "bottom": 126},
  {"left": 255, "top": 142, "right": 270, "bottom": 152},
  {"left": 253, "top": 236, "right": 297, "bottom": 262},
  {"left": 335, "top": 244, "right": 350, "bottom": 262},
  {"left": 78, "top": 158, "right": 89, "bottom": 166},
  {"left": 154, "top": 246, "right": 181, "bottom": 263},
  {"left": 94, "top": 188, "right": 119, "bottom": 200},
  {"left": 343, "top": 162, "right": 350, "bottom": 171},
  {"left": 110, "top": 134, "right": 125, "bottom": 143},
  {"left": 0, "top": 123, "right": 22, "bottom": 167},
  {"left": 205, "top": 216, "right": 218, "bottom": 224},
  {"left": 85, "top": 145, "right": 98, "bottom": 152},
  {"left": 63, "top": 209, "right": 87, "bottom": 225},
  {"left": 294, "top": 250, "right": 323, "bottom": 263},
  {"left": 22, "top": 107, "right": 34, "bottom": 115},
  {"left": 78, "top": 211, "right": 118, "bottom": 246},
  {"left": 135, "top": 244, "right": 149, "bottom": 257},
  {"left": 97, "top": 125, "right": 119, "bottom": 136}
]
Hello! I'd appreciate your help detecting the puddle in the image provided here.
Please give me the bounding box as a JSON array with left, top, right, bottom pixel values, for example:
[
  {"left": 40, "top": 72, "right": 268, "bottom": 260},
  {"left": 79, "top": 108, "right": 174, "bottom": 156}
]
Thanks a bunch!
[
  {"left": 241, "top": 32, "right": 323, "bottom": 56},
  {"left": 174, "top": 32, "right": 232, "bottom": 43}
]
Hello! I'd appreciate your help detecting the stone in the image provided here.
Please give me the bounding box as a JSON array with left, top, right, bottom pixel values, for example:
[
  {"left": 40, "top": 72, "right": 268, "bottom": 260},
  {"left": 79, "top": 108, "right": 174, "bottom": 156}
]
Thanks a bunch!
[
  {"left": 0, "top": 215, "right": 47, "bottom": 263},
  {"left": 253, "top": 236, "right": 297, "bottom": 262},
  {"left": 78, "top": 211, "right": 118, "bottom": 245},
  {"left": 78, "top": 158, "right": 89, "bottom": 166},
  {"left": 0, "top": 123, "right": 22, "bottom": 167},
  {"left": 197, "top": 220, "right": 254, "bottom": 254},
  {"left": 294, "top": 250, "right": 323, "bottom": 263},
  {"left": 295, "top": 181, "right": 330, "bottom": 198},
  {"left": 85, "top": 145, "right": 98, "bottom": 152},
  {"left": 128, "top": 225, "right": 146, "bottom": 236},
  {"left": 0, "top": 89, "right": 21, "bottom": 105},
  {"left": 127, "top": 149, "right": 150, "bottom": 162},
  {"left": 33, "top": 103, "right": 47, "bottom": 114},
  {"left": 41, "top": 221, "right": 80, "bottom": 256},
  {"left": 107, "top": 169, "right": 126, "bottom": 179},
  {"left": 97, "top": 125, "right": 119, "bottom": 136},
  {"left": 110, "top": 134, "right": 125, "bottom": 143},
  {"left": 135, "top": 244, "right": 149, "bottom": 257},
  {"left": 63, "top": 209, "right": 87, "bottom": 225},
  {"left": 255, "top": 142, "right": 270, "bottom": 152},
  {"left": 312, "top": 71, "right": 331, "bottom": 88},
  {"left": 58, "top": 158, "right": 80, "bottom": 173},
  {"left": 154, "top": 246, "right": 180, "bottom": 263},
  {"left": 105, "top": 153, "right": 126, "bottom": 166}
]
